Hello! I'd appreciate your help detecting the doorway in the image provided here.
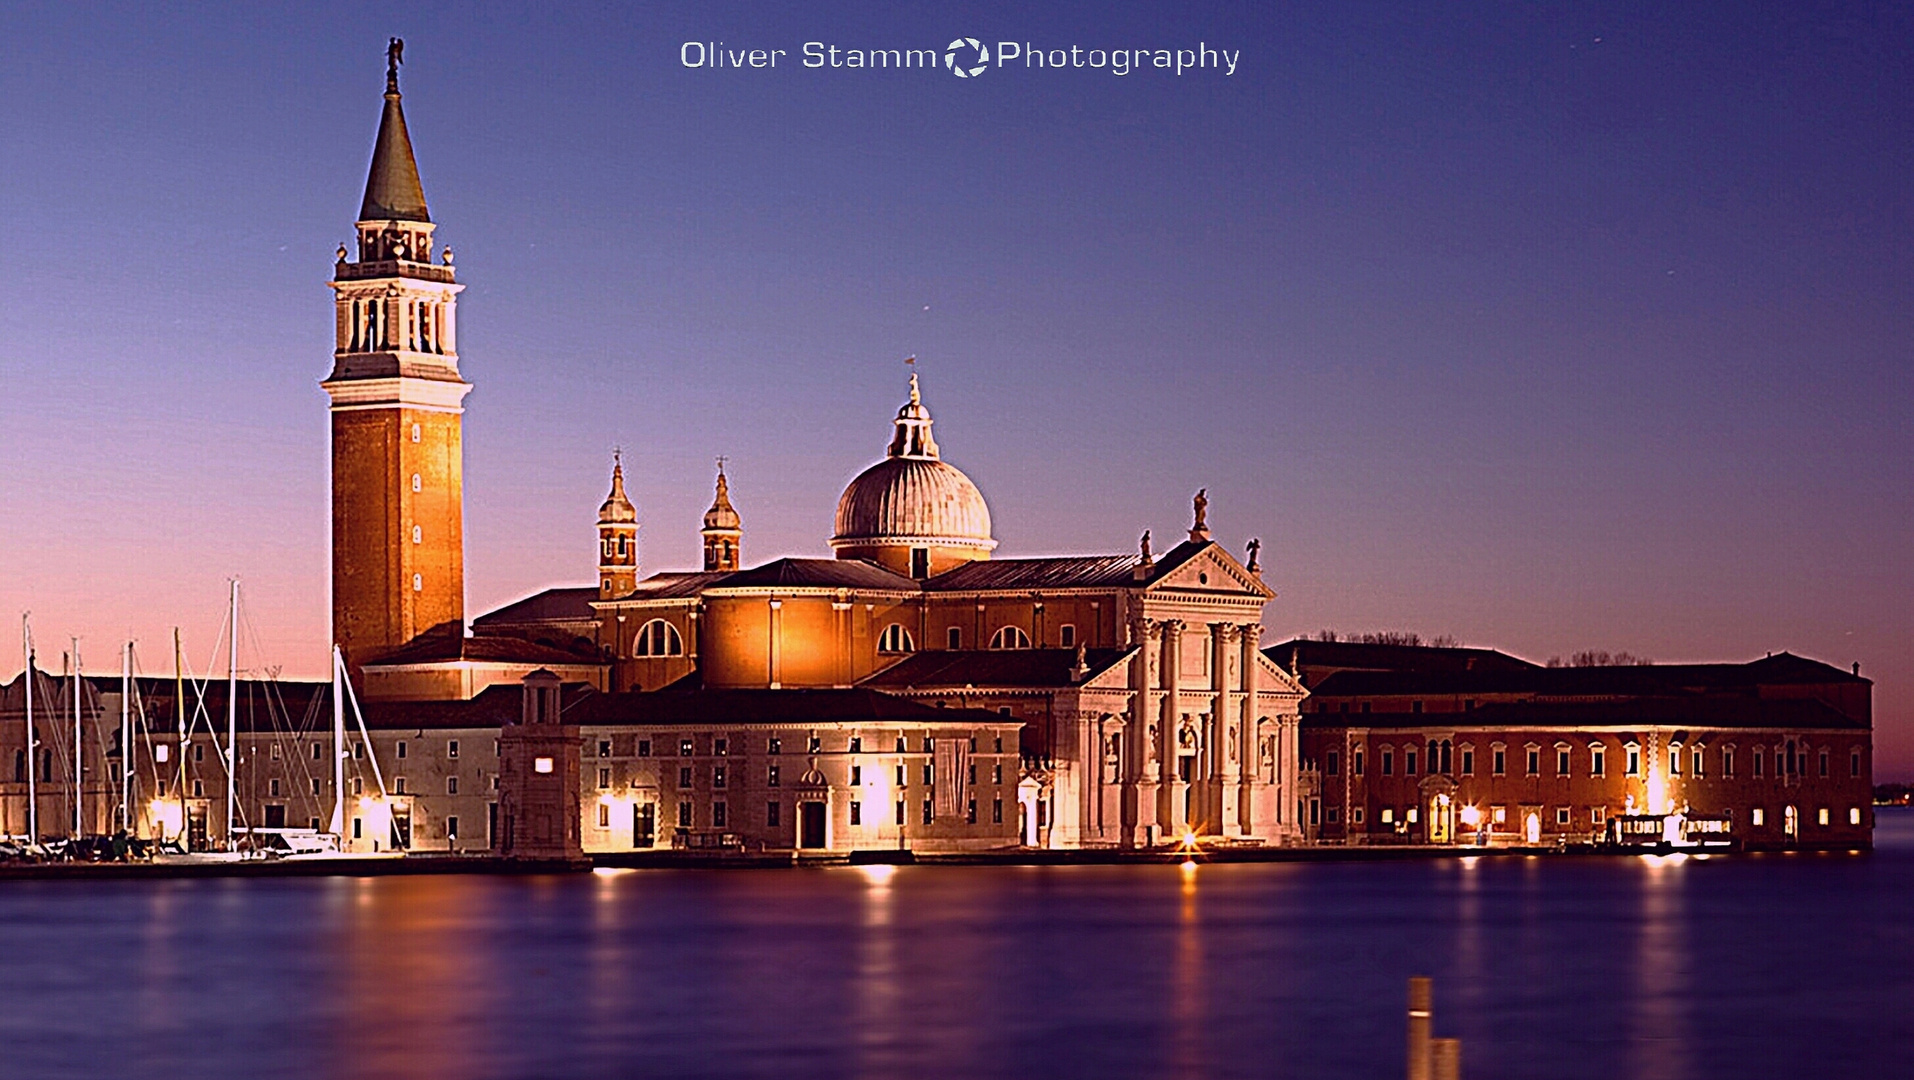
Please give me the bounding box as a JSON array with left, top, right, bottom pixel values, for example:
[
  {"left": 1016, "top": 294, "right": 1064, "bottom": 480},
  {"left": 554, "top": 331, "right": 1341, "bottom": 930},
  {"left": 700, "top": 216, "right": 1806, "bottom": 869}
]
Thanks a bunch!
[
  {"left": 1429, "top": 794, "right": 1454, "bottom": 844},
  {"left": 1784, "top": 805, "right": 1799, "bottom": 840},
  {"left": 634, "top": 803, "right": 655, "bottom": 848},
  {"left": 799, "top": 801, "right": 827, "bottom": 849},
  {"left": 391, "top": 805, "right": 413, "bottom": 850},
  {"left": 1524, "top": 811, "right": 1541, "bottom": 845},
  {"left": 187, "top": 804, "right": 209, "bottom": 850}
]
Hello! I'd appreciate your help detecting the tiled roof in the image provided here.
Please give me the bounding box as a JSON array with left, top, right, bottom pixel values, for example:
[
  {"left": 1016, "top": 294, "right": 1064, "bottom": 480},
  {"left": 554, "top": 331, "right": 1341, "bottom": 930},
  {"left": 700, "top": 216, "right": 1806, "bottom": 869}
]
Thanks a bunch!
[
  {"left": 471, "top": 586, "right": 598, "bottom": 628},
  {"left": 1263, "top": 638, "right": 1539, "bottom": 676},
  {"left": 368, "top": 633, "right": 605, "bottom": 668},
  {"left": 859, "top": 648, "right": 1133, "bottom": 689},
  {"left": 923, "top": 555, "right": 1140, "bottom": 591},
  {"left": 1302, "top": 695, "right": 1866, "bottom": 732},
  {"left": 1308, "top": 652, "right": 1864, "bottom": 699},
  {"left": 708, "top": 558, "right": 919, "bottom": 591}
]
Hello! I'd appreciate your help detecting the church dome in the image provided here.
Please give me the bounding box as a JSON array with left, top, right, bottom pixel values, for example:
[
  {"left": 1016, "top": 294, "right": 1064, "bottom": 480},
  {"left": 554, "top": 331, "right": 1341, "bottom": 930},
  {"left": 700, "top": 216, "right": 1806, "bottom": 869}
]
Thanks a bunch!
[{"left": 831, "top": 375, "right": 995, "bottom": 573}]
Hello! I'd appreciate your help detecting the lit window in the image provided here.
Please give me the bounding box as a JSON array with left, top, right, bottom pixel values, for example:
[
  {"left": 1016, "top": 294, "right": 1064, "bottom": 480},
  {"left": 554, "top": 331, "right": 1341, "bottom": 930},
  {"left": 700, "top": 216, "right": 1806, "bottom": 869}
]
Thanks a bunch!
[
  {"left": 1817, "top": 807, "right": 1830, "bottom": 826},
  {"left": 1381, "top": 808, "right": 1394, "bottom": 824},
  {"left": 634, "top": 619, "right": 684, "bottom": 657},
  {"left": 989, "top": 625, "right": 1032, "bottom": 650},
  {"left": 533, "top": 757, "right": 553, "bottom": 774},
  {"left": 1406, "top": 808, "right": 1418, "bottom": 824},
  {"left": 1849, "top": 807, "right": 1861, "bottom": 826},
  {"left": 1752, "top": 807, "right": 1765, "bottom": 826},
  {"left": 878, "top": 624, "right": 914, "bottom": 653},
  {"left": 156, "top": 744, "right": 170, "bottom": 764},
  {"left": 1492, "top": 806, "right": 1507, "bottom": 825}
]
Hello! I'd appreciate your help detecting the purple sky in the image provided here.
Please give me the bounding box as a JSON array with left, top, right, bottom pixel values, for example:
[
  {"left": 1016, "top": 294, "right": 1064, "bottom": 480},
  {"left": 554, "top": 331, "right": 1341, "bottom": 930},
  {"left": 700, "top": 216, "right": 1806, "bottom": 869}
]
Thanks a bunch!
[{"left": 1, "top": 4, "right": 1909, "bottom": 775}]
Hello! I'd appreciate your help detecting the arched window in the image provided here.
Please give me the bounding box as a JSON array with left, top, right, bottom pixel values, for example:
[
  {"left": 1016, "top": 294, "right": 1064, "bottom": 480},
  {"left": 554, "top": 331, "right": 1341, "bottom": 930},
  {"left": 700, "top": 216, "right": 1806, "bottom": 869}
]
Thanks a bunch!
[
  {"left": 634, "top": 619, "right": 684, "bottom": 657},
  {"left": 989, "top": 626, "right": 1031, "bottom": 650},
  {"left": 878, "top": 624, "right": 914, "bottom": 653}
]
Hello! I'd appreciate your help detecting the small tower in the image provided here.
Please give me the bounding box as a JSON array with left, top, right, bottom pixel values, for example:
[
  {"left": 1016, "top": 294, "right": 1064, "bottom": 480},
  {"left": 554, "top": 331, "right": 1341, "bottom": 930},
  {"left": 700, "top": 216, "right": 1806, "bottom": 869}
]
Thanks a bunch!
[
  {"left": 702, "top": 459, "right": 742, "bottom": 573},
  {"left": 597, "top": 452, "right": 639, "bottom": 598}
]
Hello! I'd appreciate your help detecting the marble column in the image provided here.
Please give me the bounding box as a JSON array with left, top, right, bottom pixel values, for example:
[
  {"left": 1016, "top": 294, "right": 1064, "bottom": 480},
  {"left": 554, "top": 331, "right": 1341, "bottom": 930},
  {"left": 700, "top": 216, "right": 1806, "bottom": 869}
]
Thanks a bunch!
[
  {"left": 1239, "top": 622, "right": 1261, "bottom": 836},
  {"left": 1158, "top": 619, "right": 1184, "bottom": 836}
]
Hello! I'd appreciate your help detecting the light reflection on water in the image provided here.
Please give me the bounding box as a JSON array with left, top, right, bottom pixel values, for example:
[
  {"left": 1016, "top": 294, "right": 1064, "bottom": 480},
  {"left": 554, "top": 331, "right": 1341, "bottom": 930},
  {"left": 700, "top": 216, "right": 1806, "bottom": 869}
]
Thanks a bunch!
[{"left": 0, "top": 810, "right": 1907, "bottom": 1080}]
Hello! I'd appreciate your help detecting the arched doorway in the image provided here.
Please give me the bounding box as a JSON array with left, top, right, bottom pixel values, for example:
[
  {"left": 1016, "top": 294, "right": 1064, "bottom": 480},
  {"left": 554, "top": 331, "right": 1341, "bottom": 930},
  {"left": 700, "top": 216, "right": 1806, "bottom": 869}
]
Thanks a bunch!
[
  {"left": 1524, "top": 811, "right": 1541, "bottom": 845},
  {"left": 1784, "top": 805, "right": 1799, "bottom": 841}
]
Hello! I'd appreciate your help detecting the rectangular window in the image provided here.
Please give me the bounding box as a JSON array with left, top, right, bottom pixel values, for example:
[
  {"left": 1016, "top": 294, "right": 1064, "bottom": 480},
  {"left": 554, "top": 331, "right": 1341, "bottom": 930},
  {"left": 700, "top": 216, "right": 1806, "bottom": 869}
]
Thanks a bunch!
[
  {"left": 1850, "top": 807, "right": 1862, "bottom": 826},
  {"left": 1670, "top": 748, "right": 1681, "bottom": 775},
  {"left": 447, "top": 776, "right": 459, "bottom": 795},
  {"left": 1590, "top": 806, "right": 1606, "bottom": 826},
  {"left": 1526, "top": 749, "right": 1540, "bottom": 776},
  {"left": 448, "top": 740, "right": 460, "bottom": 759},
  {"left": 1817, "top": 807, "right": 1829, "bottom": 826},
  {"left": 992, "top": 798, "right": 1003, "bottom": 824},
  {"left": 966, "top": 799, "right": 978, "bottom": 824},
  {"left": 992, "top": 763, "right": 1002, "bottom": 785},
  {"left": 923, "top": 737, "right": 934, "bottom": 753},
  {"left": 352, "top": 777, "right": 364, "bottom": 795},
  {"left": 895, "top": 764, "right": 906, "bottom": 787},
  {"left": 1555, "top": 807, "right": 1570, "bottom": 826},
  {"left": 311, "top": 742, "right": 322, "bottom": 761},
  {"left": 677, "top": 801, "right": 692, "bottom": 827},
  {"left": 850, "top": 801, "right": 863, "bottom": 825},
  {"left": 767, "top": 738, "right": 781, "bottom": 755},
  {"left": 352, "top": 817, "right": 362, "bottom": 839},
  {"left": 1059, "top": 624, "right": 1076, "bottom": 647},
  {"left": 1557, "top": 749, "right": 1571, "bottom": 776},
  {"left": 809, "top": 736, "right": 822, "bottom": 754},
  {"left": 311, "top": 778, "right": 321, "bottom": 796},
  {"left": 922, "top": 763, "right": 934, "bottom": 785},
  {"left": 447, "top": 816, "right": 459, "bottom": 839},
  {"left": 713, "top": 802, "right": 728, "bottom": 828},
  {"left": 598, "top": 768, "right": 611, "bottom": 789},
  {"left": 394, "top": 777, "right": 407, "bottom": 795},
  {"left": 1353, "top": 750, "right": 1364, "bottom": 777},
  {"left": 397, "top": 742, "right": 407, "bottom": 760},
  {"left": 768, "top": 764, "right": 780, "bottom": 787},
  {"left": 1851, "top": 748, "right": 1861, "bottom": 777},
  {"left": 1819, "top": 750, "right": 1829, "bottom": 778},
  {"left": 713, "top": 766, "right": 726, "bottom": 790},
  {"left": 638, "top": 739, "right": 651, "bottom": 757},
  {"left": 1352, "top": 807, "right": 1364, "bottom": 824},
  {"left": 1411, "top": 700, "right": 1423, "bottom": 714},
  {"left": 715, "top": 738, "right": 728, "bottom": 756},
  {"left": 597, "top": 803, "right": 610, "bottom": 828},
  {"left": 1381, "top": 808, "right": 1394, "bottom": 824},
  {"left": 679, "top": 739, "right": 693, "bottom": 756},
  {"left": 1493, "top": 749, "right": 1506, "bottom": 776},
  {"left": 1381, "top": 751, "right": 1394, "bottom": 776},
  {"left": 1723, "top": 748, "right": 1734, "bottom": 777},
  {"left": 1752, "top": 807, "right": 1765, "bottom": 826},
  {"left": 678, "top": 766, "right": 693, "bottom": 787},
  {"left": 598, "top": 740, "right": 612, "bottom": 758},
  {"left": 1325, "top": 752, "right": 1340, "bottom": 776},
  {"left": 1460, "top": 748, "right": 1474, "bottom": 776},
  {"left": 1591, "top": 747, "right": 1605, "bottom": 776},
  {"left": 848, "top": 736, "right": 863, "bottom": 753},
  {"left": 922, "top": 799, "right": 934, "bottom": 824},
  {"left": 1327, "top": 806, "right": 1341, "bottom": 824},
  {"left": 1753, "top": 751, "right": 1764, "bottom": 777},
  {"left": 1694, "top": 748, "right": 1705, "bottom": 777},
  {"left": 851, "top": 764, "right": 862, "bottom": 785},
  {"left": 948, "top": 627, "right": 962, "bottom": 650},
  {"left": 767, "top": 801, "right": 781, "bottom": 827},
  {"left": 1627, "top": 747, "right": 1641, "bottom": 776},
  {"left": 1405, "top": 750, "right": 1418, "bottom": 775},
  {"left": 270, "top": 743, "right": 282, "bottom": 760},
  {"left": 896, "top": 800, "right": 906, "bottom": 825},
  {"left": 1492, "top": 805, "right": 1506, "bottom": 825}
]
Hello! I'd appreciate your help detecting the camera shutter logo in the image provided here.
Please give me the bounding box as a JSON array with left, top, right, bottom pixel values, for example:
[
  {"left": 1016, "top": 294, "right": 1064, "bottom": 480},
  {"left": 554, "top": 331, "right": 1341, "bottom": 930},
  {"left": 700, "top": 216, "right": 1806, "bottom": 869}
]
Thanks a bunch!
[{"left": 945, "top": 37, "right": 989, "bottom": 77}]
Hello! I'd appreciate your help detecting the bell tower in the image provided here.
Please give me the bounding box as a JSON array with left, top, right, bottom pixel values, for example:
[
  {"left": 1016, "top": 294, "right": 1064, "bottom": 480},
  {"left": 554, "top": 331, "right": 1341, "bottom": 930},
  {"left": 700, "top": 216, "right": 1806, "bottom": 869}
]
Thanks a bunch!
[
  {"left": 597, "top": 452, "right": 639, "bottom": 598},
  {"left": 701, "top": 459, "right": 742, "bottom": 572},
  {"left": 323, "top": 40, "right": 470, "bottom": 669}
]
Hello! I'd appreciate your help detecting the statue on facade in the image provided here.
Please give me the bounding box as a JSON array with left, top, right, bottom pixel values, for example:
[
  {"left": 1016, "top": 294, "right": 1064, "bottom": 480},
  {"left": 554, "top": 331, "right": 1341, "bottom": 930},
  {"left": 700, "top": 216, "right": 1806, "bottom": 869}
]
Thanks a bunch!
[
  {"left": 1190, "top": 488, "right": 1209, "bottom": 540},
  {"left": 1246, "top": 537, "right": 1261, "bottom": 573}
]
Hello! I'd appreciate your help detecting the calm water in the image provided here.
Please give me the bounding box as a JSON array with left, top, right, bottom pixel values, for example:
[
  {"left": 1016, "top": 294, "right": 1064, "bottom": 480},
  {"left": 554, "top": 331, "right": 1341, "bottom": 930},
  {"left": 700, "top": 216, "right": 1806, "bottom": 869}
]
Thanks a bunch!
[{"left": 1, "top": 813, "right": 1910, "bottom": 1080}]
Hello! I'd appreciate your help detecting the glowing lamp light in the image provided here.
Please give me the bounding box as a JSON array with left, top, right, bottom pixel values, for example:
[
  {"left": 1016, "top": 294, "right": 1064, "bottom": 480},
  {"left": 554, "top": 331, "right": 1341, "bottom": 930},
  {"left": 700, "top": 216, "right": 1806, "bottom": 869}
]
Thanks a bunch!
[
  {"left": 1459, "top": 804, "right": 1482, "bottom": 828},
  {"left": 534, "top": 757, "right": 554, "bottom": 774}
]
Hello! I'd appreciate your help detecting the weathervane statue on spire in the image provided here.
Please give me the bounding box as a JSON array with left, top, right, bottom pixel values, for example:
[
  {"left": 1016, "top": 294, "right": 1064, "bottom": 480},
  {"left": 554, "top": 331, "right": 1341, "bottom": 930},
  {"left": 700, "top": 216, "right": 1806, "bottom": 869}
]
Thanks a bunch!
[{"left": 386, "top": 37, "right": 404, "bottom": 91}]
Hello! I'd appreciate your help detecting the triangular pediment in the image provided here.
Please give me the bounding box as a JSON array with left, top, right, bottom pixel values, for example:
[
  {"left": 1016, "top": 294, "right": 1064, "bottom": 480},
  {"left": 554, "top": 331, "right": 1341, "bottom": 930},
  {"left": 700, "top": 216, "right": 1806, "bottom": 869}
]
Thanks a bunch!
[{"left": 1144, "top": 541, "right": 1274, "bottom": 599}]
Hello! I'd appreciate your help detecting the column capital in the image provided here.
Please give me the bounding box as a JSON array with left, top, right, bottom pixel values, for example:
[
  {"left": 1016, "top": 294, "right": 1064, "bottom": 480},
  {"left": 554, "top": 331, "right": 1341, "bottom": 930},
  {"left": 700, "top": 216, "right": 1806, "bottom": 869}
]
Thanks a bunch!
[{"left": 1161, "top": 618, "right": 1186, "bottom": 636}]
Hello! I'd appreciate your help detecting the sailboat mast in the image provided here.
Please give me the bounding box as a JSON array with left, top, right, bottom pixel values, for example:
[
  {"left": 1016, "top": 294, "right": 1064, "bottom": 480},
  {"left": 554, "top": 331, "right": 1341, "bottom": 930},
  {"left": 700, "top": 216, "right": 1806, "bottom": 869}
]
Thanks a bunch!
[
  {"left": 330, "top": 645, "right": 346, "bottom": 838},
  {"left": 121, "top": 641, "right": 132, "bottom": 834},
  {"left": 226, "top": 579, "right": 238, "bottom": 852},
  {"left": 22, "top": 614, "right": 36, "bottom": 842},
  {"left": 174, "top": 628, "right": 186, "bottom": 850},
  {"left": 71, "top": 637, "right": 81, "bottom": 839}
]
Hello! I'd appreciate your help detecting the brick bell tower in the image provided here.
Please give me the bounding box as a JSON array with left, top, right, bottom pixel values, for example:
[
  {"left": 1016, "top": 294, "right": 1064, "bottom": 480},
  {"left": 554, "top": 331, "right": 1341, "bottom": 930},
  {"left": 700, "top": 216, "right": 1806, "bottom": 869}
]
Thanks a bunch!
[{"left": 323, "top": 39, "right": 470, "bottom": 671}]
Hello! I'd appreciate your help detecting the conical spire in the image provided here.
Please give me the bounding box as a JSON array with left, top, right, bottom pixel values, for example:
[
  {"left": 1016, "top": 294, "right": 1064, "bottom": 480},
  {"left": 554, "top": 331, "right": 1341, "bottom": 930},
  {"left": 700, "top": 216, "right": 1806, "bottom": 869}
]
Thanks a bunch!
[
  {"left": 598, "top": 452, "right": 636, "bottom": 524},
  {"left": 885, "top": 372, "right": 941, "bottom": 459},
  {"left": 359, "top": 38, "right": 430, "bottom": 223},
  {"left": 704, "top": 460, "right": 741, "bottom": 530}
]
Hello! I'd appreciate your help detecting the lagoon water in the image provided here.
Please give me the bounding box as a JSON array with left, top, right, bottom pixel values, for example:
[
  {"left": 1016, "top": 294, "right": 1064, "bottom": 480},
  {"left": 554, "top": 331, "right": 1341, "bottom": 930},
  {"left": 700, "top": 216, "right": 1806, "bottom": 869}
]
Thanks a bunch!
[{"left": 1, "top": 812, "right": 1909, "bottom": 1080}]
